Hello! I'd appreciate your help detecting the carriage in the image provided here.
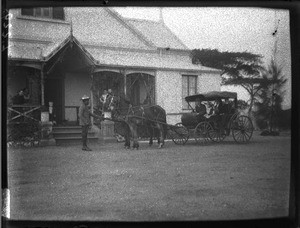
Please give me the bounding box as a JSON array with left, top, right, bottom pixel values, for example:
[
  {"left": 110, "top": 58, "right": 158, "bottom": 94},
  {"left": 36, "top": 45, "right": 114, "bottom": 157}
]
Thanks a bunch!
[
  {"left": 168, "top": 91, "right": 254, "bottom": 145},
  {"left": 101, "top": 90, "right": 253, "bottom": 149}
]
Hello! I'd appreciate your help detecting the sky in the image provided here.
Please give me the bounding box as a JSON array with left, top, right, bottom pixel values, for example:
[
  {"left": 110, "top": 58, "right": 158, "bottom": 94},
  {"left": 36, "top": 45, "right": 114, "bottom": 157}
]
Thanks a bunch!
[{"left": 114, "top": 7, "right": 291, "bottom": 109}]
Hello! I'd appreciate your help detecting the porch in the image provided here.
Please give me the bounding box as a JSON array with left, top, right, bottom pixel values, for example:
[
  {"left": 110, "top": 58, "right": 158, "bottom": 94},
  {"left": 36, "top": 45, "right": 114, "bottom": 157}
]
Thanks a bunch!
[{"left": 7, "top": 33, "right": 157, "bottom": 145}]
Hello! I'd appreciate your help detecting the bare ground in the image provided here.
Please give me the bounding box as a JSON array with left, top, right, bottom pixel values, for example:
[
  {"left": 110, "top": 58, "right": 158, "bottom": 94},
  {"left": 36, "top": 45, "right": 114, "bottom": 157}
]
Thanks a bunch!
[{"left": 7, "top": 131, "right": 291, "bottom": 221}]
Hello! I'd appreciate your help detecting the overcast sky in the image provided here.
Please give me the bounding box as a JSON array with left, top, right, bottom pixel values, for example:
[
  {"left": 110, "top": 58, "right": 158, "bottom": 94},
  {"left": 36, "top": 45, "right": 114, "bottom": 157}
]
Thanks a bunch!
[{"left": 114, "top": 7, "right": 291, "bottom": 109}]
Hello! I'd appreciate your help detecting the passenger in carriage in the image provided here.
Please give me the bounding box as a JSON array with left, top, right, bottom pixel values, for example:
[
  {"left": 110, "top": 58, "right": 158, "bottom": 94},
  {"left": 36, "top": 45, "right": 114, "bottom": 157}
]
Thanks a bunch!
[
  {"left": 195, "top": 98, "right": 207, "bottom": 121},
  {"left": 214, "top": 98, "right": 222, "bottom": 114},
  {"left": 219, "top": 98, "right": 230, "bottom": 114}
]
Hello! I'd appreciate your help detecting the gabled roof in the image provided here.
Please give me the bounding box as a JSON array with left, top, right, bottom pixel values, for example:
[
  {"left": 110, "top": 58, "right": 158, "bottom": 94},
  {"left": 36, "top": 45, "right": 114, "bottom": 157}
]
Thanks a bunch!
[
  {"left": 43, "top": 33, "right": 96, "bottom": 64},
  {"left": 125, "top": 18, "right": 189, "bottom": 50},
  {"left": 8, "top": 7, "right": 221, "bottom": 73}
]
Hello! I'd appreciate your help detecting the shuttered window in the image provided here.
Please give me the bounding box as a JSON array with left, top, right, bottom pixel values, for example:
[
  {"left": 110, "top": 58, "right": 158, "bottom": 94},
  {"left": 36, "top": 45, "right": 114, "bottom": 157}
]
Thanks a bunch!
[
  {"left": 21, "top": 7, "right": 65, "bottom": 20},
  {"left": 182, "top": 75, "right": 197, "bottom": 109}
]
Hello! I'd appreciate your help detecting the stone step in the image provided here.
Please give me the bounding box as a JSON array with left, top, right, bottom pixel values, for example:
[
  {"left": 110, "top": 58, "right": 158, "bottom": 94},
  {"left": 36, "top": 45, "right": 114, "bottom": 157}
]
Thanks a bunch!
[
  {"left": 53, "top": 126, "right": 82, "bottom": 133},
  {"left": 52, "top": 126, "right": 99, "bottom": 145},
  {"left": 55, "top": 136, "right": 99, "bottom": 146},
  {"left": 53, "top": 131, "right": 95, "bottom": 138}
]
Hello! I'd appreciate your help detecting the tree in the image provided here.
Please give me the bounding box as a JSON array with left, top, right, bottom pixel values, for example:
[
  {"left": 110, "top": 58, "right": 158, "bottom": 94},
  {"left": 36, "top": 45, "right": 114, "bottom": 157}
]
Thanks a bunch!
[
  {"left": 191, "top": 49, "right": 267, "bottom": 114},
  {"left": 254, "top": 59, "right": 287, "bottom": 131}
]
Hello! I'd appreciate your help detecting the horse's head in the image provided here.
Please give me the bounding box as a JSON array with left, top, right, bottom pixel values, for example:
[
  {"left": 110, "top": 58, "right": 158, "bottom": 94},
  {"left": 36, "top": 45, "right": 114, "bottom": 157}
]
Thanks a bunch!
[{"left": 108, "top": 95, "right": 132, "bottom": 117}]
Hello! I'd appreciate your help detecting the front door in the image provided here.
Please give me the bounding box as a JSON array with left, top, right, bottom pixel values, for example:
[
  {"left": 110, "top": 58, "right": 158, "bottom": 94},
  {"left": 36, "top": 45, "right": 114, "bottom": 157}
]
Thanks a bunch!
[{"left": 44, "top": 78, "right": 63, "bottom": 124}]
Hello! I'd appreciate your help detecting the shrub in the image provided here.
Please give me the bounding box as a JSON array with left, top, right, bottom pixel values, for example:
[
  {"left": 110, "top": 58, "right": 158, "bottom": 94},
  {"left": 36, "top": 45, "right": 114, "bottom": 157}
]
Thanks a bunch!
[{"left": 7, "top": 120, "right": 40, "bottom": 144}]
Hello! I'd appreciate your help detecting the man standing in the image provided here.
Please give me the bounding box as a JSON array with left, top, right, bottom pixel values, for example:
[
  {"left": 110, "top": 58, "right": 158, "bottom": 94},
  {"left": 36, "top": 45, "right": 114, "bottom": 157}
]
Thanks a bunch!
[{"left": 79, "top": 95, "right": 102, "bottom": 151}]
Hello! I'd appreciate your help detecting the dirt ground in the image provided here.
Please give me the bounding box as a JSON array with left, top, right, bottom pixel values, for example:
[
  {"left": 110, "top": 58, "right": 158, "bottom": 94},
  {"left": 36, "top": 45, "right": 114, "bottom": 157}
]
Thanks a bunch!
[{"left": 7, "top": 131, "right": 291, "bottom": 221}]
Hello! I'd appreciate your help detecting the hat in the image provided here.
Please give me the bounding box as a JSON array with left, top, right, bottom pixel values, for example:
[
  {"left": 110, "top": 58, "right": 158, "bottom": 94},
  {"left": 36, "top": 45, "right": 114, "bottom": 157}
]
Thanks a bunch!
[{"left": 81, "top": 95, "right": 90, "bottom": 100}]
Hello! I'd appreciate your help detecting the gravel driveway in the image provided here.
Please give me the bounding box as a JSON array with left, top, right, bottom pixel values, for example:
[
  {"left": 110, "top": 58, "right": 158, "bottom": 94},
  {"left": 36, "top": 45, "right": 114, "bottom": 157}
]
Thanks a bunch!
[{"left": 7, "top": 131, "right": 291, "bottom": 221}]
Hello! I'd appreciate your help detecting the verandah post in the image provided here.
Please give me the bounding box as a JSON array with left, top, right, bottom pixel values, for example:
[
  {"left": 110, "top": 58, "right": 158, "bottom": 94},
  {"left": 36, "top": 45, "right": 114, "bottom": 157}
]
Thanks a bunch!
[
  {"left": 90, "top": 66, "right": 95, "bottom": 125},
  {"left": 41, "top": 63, "right": 45, "bottom": 106},
  {"left": 120, "top": 69, "right": 127, "bottom": 96}
]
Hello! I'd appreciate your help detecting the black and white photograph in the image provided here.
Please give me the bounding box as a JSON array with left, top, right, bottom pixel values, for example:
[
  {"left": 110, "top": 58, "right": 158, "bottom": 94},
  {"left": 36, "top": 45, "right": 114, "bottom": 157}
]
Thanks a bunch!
[{"left": 4, "top": 3, "right": 295, "bottom": 224}]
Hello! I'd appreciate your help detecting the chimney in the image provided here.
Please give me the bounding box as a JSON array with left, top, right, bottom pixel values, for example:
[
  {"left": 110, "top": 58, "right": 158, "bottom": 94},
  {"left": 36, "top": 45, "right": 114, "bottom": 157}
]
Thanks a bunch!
[{"left": 159, "top": 8, "right": 164, "bottom": 24}]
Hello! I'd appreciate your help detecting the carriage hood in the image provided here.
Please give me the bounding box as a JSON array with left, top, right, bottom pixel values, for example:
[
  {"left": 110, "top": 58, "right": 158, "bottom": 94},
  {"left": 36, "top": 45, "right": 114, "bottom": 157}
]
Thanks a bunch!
[{"left": 185, "top": 91, "right": 238, "bottom": 102}]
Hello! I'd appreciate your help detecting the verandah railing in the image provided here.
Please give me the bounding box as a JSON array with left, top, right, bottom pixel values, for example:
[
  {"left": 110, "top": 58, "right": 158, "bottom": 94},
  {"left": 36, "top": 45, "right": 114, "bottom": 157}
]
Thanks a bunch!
[
  {"left": 7, "top": 105, "right": 42, "bottom": 146},
  {"left": 7, "top": 105, "right": 42, "bottom": 123}
]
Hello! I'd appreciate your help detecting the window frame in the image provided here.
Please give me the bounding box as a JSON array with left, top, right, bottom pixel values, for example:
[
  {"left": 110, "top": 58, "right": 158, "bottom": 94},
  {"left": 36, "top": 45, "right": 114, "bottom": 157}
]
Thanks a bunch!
[
  {"left": 20, "top": 7, "right": 65, "bottom": 21},
  {"left": 182, "top": 75, "right": 198, "bottom": 110}
]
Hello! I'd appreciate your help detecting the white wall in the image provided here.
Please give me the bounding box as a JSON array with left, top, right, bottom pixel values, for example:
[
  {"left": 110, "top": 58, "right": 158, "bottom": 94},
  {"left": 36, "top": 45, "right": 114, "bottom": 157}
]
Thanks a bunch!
[
  {"left": 198, "top": 73, "right": 221, "bottom": 93},
  {"left": 156, "top": 70, "right": 221, "bottom": 125},
  {"left": 156, "top": 70, "right": 182, "bottom": 125},
  {"left": 64, "top": 72, "right": 91, "bottom": 121}
]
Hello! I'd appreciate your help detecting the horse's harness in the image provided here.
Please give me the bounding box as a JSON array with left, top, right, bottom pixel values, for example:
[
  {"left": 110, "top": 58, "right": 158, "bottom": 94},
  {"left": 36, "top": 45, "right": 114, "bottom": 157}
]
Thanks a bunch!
[{"left": 109, "top": 96, "right": 164, "bottom": 125}]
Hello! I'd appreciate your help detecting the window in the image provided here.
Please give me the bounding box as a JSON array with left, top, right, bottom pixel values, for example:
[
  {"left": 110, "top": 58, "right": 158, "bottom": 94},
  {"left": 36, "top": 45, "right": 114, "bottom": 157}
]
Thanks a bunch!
[
  {"left": 21, "top": 7, "right": 65, "bottom": 20},
  {"left": 182, "top": 75, "right": 197, "bottom": 109}
]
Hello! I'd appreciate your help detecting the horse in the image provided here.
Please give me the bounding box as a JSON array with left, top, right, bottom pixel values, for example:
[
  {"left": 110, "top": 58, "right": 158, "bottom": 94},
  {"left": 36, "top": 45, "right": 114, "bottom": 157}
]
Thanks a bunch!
[{"left": 108, "top": 95, "right": 167, "bottom": 149}]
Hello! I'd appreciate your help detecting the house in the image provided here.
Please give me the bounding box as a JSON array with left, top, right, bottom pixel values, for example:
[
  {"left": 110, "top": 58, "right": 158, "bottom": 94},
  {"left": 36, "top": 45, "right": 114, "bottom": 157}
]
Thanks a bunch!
[{"left": 7, "top": 7, "right": 221, "bottom": 130}]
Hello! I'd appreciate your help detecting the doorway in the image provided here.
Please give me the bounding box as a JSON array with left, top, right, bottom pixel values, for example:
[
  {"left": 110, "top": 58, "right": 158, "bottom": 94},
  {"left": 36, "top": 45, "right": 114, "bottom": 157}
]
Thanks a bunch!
[{"left": 44, "top": 78, "right": 63, "bottom": 124}]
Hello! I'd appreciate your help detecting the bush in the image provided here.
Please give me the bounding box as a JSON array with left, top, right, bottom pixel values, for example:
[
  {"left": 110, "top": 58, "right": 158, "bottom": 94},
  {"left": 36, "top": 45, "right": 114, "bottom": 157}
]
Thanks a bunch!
[{"left": 7, "top": 121, "right": 40, "bottom": 144}]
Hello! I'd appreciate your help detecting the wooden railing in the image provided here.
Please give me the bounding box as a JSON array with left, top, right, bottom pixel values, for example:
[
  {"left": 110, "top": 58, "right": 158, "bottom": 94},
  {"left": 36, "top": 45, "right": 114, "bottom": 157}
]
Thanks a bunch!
[{"left": 7, "top": 105, "right": 41, "bottom": 123}]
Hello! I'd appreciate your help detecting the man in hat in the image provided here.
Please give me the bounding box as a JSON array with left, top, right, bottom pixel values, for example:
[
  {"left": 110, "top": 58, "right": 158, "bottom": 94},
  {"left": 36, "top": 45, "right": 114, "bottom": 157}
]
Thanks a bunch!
[{"left": 79, "top": 95, "right": 102, "bottom": 151}]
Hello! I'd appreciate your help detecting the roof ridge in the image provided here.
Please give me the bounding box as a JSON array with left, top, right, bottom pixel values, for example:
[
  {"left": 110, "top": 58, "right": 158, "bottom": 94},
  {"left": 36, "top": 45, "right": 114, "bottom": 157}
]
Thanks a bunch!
[
  {"left": 123, "top": 13, "right": 189, "bottom": 50},
  {"left": 44, "top": 34, "right": 96, "bottom": 64},
  {"left": 160, "top": 23, "right": 190, "bottom": 50},
  {"left": 105, "top": 8, "right": 156, "bottom": 49},
  {"left": 125, "top": 18, "right": 160, "bottom": 23}
]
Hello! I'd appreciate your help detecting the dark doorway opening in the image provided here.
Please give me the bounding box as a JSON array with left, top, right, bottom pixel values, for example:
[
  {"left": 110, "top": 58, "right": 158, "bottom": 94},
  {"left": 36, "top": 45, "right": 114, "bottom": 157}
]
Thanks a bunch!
[{"left": 44, "top": 78, "right": 63, "bottom": 124}]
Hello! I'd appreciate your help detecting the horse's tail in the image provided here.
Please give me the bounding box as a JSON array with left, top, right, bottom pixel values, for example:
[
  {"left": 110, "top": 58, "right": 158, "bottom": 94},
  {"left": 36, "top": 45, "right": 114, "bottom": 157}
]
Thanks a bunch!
[{"left": 154, "top": 105, "right": 168, "bottom": 139}]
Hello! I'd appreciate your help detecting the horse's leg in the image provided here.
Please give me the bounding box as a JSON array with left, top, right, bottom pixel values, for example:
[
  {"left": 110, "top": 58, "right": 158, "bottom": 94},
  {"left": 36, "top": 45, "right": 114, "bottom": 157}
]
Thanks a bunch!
[
  {"left": 154, "top": 123, "right": 164, "bottom": 149},
  {"left": 149, "top": 125, "right": 153, "bottom": 147},
  {"left": 123, "top": 122, "right": 131, "bottom": 149},
  {"left": 129, "top": 123, "right": 139, "bottom": 150},
  {"left": 156, "top": 128, "right": 161, "bottom": 145},
  {"left": 124, "top": 134, "right": 130, "bottom": 149}
]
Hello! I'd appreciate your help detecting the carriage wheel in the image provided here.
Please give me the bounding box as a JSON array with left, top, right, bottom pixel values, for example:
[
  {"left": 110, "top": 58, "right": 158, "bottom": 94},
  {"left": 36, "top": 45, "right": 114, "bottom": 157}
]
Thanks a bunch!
[
  {"left": 170, "top": 123, "right": 189, "bottom": 145},
  {"left": 208, "top": 123, "right": 227, "bottom": 142},
  {"left": 194, "top": 122, "right": 213, "bottom": 144},
  {"left": 209, "top": 130, "right": 226, "bottom": 142},
  {"left": 231, "top": 115, "right": 254, "bottom": 143}
]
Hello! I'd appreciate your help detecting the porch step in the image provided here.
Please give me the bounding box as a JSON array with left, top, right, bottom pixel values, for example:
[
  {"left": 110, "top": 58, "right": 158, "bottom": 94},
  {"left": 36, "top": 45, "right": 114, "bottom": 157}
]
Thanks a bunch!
[
  {"left": 52, "top": 126, "right": 98, "bottom": 146},
  {"left": 55, "top": 136, "right": 99, "bottom": 146},
  {"left": 53, "top": 131, "right": 95, "bottom": 138},
  {"left": 52, "top": 126, "right": 82, "bottom": 133}
]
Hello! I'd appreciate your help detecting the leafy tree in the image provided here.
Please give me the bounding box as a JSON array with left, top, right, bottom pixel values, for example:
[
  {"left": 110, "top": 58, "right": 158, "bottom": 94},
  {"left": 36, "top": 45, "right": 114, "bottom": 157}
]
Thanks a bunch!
[
  {"left": 254, "top": 59, "right": 287, "bottom": 131},
  {"left": 191, "top": 49, "right": 267, "bottom": 114}
]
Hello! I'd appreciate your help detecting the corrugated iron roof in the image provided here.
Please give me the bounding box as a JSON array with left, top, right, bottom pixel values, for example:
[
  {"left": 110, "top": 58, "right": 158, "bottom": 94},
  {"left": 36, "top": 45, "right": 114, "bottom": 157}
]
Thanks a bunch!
[
  {"left": 8, "top": 8, "right": 221, "bottom": 73},
  {"left": 86, "top": 46, "right": 219, "bottom": 72},
  {"left": 126, "top": 18, "right": 188, "bottom": 50},
  {"left": 8, "top": 37, "right": 220, "bottom": 72}
]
